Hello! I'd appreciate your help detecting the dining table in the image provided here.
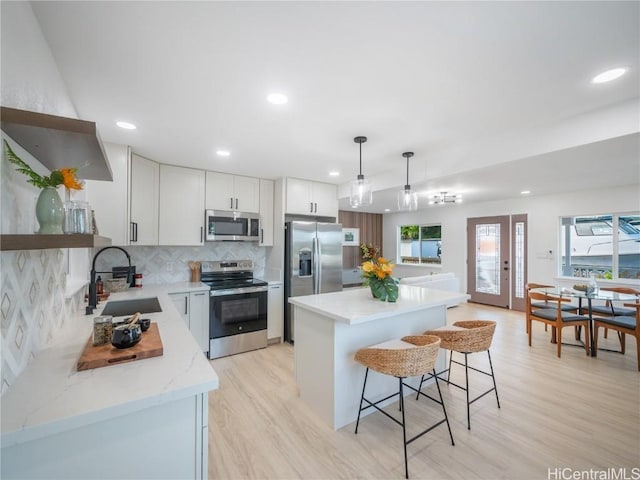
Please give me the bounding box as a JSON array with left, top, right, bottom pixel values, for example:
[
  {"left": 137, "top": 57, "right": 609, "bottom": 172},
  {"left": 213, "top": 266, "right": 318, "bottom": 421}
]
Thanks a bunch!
[{"left": 531, "top": 286, "right": 638, "bottom": 356}]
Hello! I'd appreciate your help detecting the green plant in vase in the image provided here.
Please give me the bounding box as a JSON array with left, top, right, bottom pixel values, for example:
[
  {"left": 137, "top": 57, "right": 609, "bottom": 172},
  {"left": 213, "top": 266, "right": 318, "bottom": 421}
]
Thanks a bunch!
[
  {"left": 4, "top": 140, "right": 83, "bottom": 233},
  {"left": 361, "top": 250, "right": 399, "bottom": 302}
]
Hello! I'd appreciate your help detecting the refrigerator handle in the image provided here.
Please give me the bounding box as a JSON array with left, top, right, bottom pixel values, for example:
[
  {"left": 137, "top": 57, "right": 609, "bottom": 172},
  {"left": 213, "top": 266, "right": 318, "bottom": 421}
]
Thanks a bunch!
[
  {"left": 312, "top": 237, "right": 319, "bottom": 294},
  {"left": 316, "top": 236, "right": 322, "bottom": 293}
]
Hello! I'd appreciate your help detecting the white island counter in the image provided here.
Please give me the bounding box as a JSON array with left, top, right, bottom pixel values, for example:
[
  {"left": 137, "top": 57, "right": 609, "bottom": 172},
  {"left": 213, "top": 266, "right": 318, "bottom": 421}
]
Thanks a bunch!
[
  {"left": 1, "top": 283, "right": 217, "bottom": 480},
  {"left": 289, "top": 285, "right": 469, "bottom": 430}
]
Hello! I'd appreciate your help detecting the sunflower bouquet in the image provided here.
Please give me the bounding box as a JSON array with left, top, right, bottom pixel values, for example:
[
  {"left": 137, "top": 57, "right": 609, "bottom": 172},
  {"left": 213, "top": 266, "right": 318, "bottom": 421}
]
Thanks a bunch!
[
  {"left": 360, "top": 248, "right": 399, "bottom": 302},
  {"left": 4, "top": 140, "right": 83, "bottom": 191}
]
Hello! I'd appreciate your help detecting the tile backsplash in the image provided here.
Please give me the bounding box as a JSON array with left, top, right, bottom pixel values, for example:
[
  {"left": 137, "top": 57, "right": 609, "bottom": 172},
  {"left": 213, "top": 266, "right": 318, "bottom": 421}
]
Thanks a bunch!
[
  {"left": 0, "top": 249, "right": 87, "bottom": 394},
  {"left": 94, "top": 243, "right": 267, "bottom": 284}
]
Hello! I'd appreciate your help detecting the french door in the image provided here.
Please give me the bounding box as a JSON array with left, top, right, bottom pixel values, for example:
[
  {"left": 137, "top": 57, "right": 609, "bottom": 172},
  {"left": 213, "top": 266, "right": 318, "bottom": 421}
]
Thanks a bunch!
[{"left": 467, "top": 214, "right": 528, "bottom": 310}]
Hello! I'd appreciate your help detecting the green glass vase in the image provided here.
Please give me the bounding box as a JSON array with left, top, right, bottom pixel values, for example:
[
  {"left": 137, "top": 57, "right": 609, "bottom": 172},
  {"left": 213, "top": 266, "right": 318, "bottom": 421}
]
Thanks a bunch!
[
  {"left": 35, "top": 187, "right": 64, "bottom": 234},
  {"left": 369, "top": 277, "right": 399, "bottom": 302}
]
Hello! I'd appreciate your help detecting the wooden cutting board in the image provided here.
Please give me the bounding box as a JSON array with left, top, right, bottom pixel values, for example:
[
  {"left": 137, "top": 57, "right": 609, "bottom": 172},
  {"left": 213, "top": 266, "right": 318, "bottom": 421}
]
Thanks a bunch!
[{"left": 77, "top": 323, "right": 163, "bottom": 371}]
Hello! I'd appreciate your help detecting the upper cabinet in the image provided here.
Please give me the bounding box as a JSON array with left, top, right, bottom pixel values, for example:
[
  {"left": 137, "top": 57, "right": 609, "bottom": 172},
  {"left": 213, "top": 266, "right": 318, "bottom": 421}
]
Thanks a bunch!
[
  {"left": 86, "top": 143, "right": 130, "bottom": 246},
  {"left": 285, "top": 178, "right": 338, "bottom": 218},
  {"left": 159, "top": 165, "right": 205, "bottom": 246},
  {"left": 0, "top": 106, "right": 112, "bottom": 181},
  {"left": 259, "top": 179, "right": 274, "bottom": 246},
  {"left": 130, "top": 154, "right": 159, "bottom": 246},
  {"left": 205, "top": 172, "right": 260, "bottom": 213}
]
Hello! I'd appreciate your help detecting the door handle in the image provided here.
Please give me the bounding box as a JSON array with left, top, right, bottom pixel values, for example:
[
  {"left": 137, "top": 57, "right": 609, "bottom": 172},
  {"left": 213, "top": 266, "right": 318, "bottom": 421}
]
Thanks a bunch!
[
  {"left": 230, "top": 197, "right": 234, "bottom": 209},
  {"left": 200, "top": 226, "right": 203, "bottom": 243},
  {"left": 309, "top": 202, "right": 313, "bottom": 213},
  {"left": 260, "top": 228, "right": 264, "bottom": 243},
  {"left": 235, "top": 198, "right": 238, "bottom": 210},
  {"left": 314, "top": 203, "right": 318, "bottom": 213}
]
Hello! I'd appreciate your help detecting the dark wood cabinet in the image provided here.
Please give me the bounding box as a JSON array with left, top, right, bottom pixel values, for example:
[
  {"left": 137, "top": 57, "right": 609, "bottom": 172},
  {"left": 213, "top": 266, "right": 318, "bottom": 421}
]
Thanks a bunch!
[{"left": 338, "top": 210, "right": 383, "bottom": 269}]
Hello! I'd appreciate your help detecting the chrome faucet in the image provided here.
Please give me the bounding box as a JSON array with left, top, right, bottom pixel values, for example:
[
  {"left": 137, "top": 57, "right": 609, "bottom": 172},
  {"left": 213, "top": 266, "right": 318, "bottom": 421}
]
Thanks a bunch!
[{"left": 86, "top": 246, "right": 132, "bottom": 315}]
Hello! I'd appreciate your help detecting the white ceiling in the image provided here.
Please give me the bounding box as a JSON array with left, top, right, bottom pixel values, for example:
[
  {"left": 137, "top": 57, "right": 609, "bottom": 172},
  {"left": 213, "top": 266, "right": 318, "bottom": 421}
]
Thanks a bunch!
[{"left": 29, "top": 1, "right": 640, "bottom": 213}]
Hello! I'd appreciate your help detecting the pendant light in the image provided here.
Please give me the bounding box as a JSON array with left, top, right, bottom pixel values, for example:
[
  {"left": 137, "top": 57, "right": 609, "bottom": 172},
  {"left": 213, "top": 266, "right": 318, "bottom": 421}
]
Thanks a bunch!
[
  {"left": 349, "top": 136, "right": 373, "bottom": 208},
  {"left": 397, "top": 152, "right": 418, "bottom": 211}
]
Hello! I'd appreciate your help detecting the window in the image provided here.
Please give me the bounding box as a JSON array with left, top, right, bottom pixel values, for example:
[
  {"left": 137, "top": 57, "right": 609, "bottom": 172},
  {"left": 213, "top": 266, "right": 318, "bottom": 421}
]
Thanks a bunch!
[
  {"left": 399, "top": 224, "right": 442, "bottom": 265},
  {"left": 559, "top": 213, "right": 640, "bottom": 280}
]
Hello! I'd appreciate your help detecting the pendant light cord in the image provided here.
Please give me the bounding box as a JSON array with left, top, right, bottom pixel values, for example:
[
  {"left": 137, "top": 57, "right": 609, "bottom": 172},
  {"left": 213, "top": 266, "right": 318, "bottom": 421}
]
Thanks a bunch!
[{"left": 359, "top": 142, "right": 363, "bottom": 176}]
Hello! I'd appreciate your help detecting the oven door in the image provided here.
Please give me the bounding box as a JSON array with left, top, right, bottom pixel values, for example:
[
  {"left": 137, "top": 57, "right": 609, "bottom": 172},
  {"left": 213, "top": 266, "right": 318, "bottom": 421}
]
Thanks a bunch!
[{"left": 210, "top": 288, "right": 267, "bottom": 339}]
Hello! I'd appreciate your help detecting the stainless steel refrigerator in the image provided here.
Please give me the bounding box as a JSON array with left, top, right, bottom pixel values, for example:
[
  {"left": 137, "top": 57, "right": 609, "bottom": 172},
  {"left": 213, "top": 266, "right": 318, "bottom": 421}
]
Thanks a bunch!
[{"left": 284, "top": 221, "right": 343, "bottom": 342}]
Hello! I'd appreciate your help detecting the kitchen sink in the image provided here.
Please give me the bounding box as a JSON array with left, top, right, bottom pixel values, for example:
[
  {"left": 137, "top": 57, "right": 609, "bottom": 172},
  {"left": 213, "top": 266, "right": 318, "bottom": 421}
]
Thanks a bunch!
[{"left": 101, "top": 297, "right": 162, "bottom": 317}]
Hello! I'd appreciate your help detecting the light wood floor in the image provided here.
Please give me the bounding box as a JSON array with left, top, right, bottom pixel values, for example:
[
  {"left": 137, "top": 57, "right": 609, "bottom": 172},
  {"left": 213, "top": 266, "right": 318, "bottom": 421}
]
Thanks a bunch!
[{"left": 208, "top": 302, "right": 640, "bottom": 479}]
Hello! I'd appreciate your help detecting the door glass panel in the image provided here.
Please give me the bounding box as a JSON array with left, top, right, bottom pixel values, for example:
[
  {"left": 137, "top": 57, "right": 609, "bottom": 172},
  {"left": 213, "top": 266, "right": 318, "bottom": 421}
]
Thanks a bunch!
[
  {"left": 514, "top": 221, "right": 525, "bottom": 299},
  {"left": 475, "top": 223, "right": 500, "bottom": 295}
]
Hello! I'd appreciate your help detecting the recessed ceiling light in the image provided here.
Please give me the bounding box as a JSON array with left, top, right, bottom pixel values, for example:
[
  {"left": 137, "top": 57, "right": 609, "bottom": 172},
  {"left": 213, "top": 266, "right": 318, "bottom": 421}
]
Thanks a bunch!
[
  {"left": 521, "top": 190, "right": 531, "bottom": 195},
  {"left": 116, "top": 121, "right": 136, "bottom": 130},
  {"left": 267, "top": 93, "right": 288, "bottom": 105},
  {"left": 216, "top": 150, "right": 231, "bottom": 157},
  {"left": 329, "top": 171, "right": 340, "bottom": 177},
  {"left": 384, "top": 208, "right": 390, "bottom": 212},
  {"left": 591, "top": 67, "right": 627, "bottom": 84}
]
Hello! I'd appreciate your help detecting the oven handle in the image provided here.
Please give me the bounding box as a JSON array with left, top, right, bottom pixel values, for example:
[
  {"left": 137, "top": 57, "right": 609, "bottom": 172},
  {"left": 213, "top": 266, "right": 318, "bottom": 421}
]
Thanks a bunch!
[{"left": 210, "top": 286, "right": 268, "bottom": 297}]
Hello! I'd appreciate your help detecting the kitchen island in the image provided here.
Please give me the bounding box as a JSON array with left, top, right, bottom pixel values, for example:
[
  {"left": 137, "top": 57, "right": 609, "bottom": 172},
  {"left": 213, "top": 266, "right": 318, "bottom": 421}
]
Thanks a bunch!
[
  {"left": 289, "top": 284, "right": 469, "bottom": 430},
  {"left": 1, "top": 283, "right": 217, "bottom": 480}
]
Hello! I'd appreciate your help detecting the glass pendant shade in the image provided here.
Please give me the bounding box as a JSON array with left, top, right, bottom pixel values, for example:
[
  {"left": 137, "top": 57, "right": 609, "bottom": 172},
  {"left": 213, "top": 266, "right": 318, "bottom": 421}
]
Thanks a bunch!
[
  {"left": 397, "top": 187, "right": 418, "bottom": 211},
  {"left": 350, "top": 175, "right": 373, "bottom": 207},
  {"left": 349, "top": 136, "right": 373, "bottom": 207},
  {"left": 397, "top": 152, "right": 418, "bottom": 211}
]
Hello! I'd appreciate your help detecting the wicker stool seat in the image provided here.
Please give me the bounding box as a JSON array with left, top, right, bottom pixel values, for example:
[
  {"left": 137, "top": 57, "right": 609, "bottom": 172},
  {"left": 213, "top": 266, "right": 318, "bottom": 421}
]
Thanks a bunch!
[
  {"left": 419, "top": 320, "right": 500, "bottom": 430},
  {"left": 354, "top": 335, "right": 455, "bottom": 479}
]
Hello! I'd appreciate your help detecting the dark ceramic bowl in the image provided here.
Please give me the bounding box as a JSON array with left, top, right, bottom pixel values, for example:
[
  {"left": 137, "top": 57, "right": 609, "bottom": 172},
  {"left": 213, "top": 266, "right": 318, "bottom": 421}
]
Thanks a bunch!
[
  {"left": 111, "top": 324, "right": 142, "bottom": 349},
  {"left": 138, "top": 318, "right": 151, "bottom": 332}
]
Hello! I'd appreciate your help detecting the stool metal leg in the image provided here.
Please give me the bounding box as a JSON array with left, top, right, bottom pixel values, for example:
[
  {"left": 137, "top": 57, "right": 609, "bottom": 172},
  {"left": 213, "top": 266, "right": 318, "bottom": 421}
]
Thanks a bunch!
[
  {"left": 433, "top": 369, "right": 455, "bottom": 446},
  {"left": 354, "top": 368, "right": 369, "bottom": 434},
  {"left": 487, "top": 350, "right": 501, "bottom": 408},
  {"left": 399, "top": 377, "right": 409, "bottom": 479},
  {"left": 464, "top": 353, "right": 470, "bottom": 430},
  {"left": 447, "top": 350, "right": 453, "bottom": 382}
]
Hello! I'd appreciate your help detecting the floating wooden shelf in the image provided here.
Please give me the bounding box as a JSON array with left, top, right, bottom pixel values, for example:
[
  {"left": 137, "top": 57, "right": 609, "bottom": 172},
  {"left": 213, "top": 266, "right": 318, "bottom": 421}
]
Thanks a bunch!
[
  {"left": 0, "top": 234, "right": 111, "bottom": 251},
  {"left": 1, "top": 106, "right": 113, "bottom": 181}
]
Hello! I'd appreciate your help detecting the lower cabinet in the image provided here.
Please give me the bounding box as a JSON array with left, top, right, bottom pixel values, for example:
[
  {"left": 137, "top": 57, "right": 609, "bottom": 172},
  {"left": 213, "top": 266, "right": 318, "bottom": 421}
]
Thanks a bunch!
[
  {"left": 1, "top": 394, "right": 208, "bottom": 480},
  {"left": 169, "top": 291, "right": 209, "bottom": 354},
  {"left": 267, "top": 282, "right": 283, "bottom": 342}
]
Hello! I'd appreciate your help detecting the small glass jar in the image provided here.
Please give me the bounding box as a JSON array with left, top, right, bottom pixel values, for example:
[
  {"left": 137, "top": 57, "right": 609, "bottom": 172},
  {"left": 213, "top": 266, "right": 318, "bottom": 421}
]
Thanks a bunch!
[
  {"left": 135, "top": 273, "right": 143, "bottom": 288},
  {"left": 93, "top": 315, "right": 113, "bottom": 346}
]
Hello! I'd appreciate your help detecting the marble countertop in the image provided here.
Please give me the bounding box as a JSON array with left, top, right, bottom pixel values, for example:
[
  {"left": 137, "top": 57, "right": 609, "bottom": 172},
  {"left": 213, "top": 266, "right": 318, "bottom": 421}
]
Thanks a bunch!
[
  {"left": 288, "top": 284, "right": 469, "bottom": 325},
  {"left": 1, "top": 284, "right": 218, "bottom": 448}
]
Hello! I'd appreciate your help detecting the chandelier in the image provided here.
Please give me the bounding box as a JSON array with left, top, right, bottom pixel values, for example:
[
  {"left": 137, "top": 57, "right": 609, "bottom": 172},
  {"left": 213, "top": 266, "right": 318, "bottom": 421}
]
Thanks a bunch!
[
  {"left": 349, "top": 136, "right": 373, "bottom": 207},
  {"left": 429, "top": 191, "right": 462, "bottom": 205}
]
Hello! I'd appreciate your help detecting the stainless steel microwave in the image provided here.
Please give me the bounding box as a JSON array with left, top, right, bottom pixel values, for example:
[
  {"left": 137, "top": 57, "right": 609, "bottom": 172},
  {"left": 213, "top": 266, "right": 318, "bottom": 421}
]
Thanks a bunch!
[{"left": 205, "top": 210, "right": 260, "bottom": 241}]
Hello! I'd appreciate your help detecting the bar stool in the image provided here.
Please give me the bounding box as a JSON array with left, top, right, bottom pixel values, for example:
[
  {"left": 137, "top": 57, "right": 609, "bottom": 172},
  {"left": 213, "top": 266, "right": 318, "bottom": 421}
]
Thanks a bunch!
[
  {"left": 419, "top": 321, "right": 500, "bottom": 430},
  {"left": 354, "top": 335, "right": 455, "bottom": 479}
]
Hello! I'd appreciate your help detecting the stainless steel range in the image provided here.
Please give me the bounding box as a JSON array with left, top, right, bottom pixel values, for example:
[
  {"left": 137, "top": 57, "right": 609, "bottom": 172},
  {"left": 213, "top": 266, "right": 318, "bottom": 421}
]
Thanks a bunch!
[{"left": 201, "top": 260, "right": 268, "bottom": 359}]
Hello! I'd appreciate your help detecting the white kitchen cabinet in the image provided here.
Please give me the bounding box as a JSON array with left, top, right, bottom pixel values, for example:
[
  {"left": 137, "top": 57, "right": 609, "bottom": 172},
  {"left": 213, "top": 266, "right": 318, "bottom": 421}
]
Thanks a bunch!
[
  {"left": 130, "top": 153, "right": 159, "bottom": 245},
  {"left": 285, "top": 178, "right": 338, "bottom": 218},
  {"left": 190, "top": 291, "right": 209, "bottom": 353},
  {"left": 259, "top": 178, "right": 274, "bottom": 246},
  {"left": 86, "top": 142, "right": 130, "bottom": 245},
  {"left": 159, "top": 165, "right": 205, "bottom": 245},
  {"left": 170, "top": 292, "right": 190, "bottom": 326},
  {"left": 267, "top": 282, "right": 284, "bottom": 342},
  {"left": 169, "top": 291, "right": 209, "bottom": 353},
  {"left": 205, "top": 171, "right": 260, "bottom": 213}
]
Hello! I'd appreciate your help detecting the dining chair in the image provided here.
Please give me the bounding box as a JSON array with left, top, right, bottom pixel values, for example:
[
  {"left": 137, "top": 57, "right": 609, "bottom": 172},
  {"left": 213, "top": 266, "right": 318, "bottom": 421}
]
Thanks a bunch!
[
  {"left": 593, "top": 301, "right": 640, "bottom": 371},
  {"left": 525, "top": 283, "right": 577, "bottom": 335},
  {"left": 527, "top": 291, "right": 590, "bottom": 358},
  {"left": 583, "top": 287, "right": 639, "bottom": 339}
]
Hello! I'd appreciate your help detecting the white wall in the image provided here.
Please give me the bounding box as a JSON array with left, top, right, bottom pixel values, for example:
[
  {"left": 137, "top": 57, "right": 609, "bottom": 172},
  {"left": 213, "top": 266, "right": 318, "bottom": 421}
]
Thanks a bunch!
[{"left": 383, "top": 185, "right": 640, "bottom": 293}]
